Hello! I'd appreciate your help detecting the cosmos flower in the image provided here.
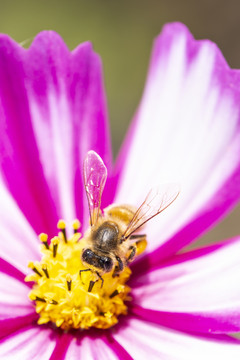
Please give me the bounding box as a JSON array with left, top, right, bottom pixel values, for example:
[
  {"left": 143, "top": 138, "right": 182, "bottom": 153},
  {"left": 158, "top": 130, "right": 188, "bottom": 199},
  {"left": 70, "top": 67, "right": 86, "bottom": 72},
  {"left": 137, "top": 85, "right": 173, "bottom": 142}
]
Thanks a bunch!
[{"left": 1, "top": 22, "right": 240, "bottom": 359}]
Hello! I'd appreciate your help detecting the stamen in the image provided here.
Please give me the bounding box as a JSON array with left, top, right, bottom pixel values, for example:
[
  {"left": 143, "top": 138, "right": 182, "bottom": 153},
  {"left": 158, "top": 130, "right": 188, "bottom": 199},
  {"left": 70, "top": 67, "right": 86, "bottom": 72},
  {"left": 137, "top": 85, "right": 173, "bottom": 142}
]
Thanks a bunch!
[
  {"left": 49, "top": 299, "right": 58, "bottom": 305},
  {"left": 51, "top": 236, "right": 59, "bottom": 257},
  {"left": 66, "top": 274, "right": 72, "bottom": 291},
  {"left": 57, "top": 219, "right": 67, "bottom": 243},
  {"left": 28, "top": 262, "right": 42, "bottom": 277},
  {"left": 110, "top": 289, "right": 119, "bottom": 298},
  {"left": 72, "top": 219, "right": 81, "bottom": 234},
  {"left": 42, "top": 264, "right": 49, "bottom": 278},
  {"left": 39, "top": 233, "right": 49, "bottom": 249},
  {"left": 35, "top": 296, "right": 46, "bottom": 303},
  {"left": 25, "top": 219, "right": 136, "bottom": 330},
  {"left": 88, "top": 280, "right": 96, "bottom": 292}
]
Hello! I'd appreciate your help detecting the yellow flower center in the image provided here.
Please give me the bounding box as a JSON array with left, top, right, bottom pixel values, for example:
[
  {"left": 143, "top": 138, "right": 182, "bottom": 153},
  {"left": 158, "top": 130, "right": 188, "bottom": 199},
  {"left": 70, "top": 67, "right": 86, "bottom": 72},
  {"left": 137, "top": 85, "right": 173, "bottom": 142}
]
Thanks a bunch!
[{"left": 25, "top": 220, "right": 133, "bottom": 330}]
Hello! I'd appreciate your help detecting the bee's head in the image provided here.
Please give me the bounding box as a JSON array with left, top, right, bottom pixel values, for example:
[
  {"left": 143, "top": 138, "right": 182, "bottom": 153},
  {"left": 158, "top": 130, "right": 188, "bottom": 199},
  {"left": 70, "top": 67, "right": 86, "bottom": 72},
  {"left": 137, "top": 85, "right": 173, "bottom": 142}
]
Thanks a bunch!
[{"left": 81, "top": 248, "right": 113, "bottom": 272}]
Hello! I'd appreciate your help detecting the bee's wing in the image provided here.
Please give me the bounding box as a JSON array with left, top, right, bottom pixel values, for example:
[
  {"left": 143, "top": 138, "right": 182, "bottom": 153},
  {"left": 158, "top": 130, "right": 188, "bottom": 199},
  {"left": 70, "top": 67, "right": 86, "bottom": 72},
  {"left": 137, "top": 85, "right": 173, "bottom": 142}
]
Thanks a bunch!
[
  {"left": 123, "top": 184, "right": 180, "bottom": 239},
  {"left": 83, "top": 151, "right": 107, "bottom": 226}
]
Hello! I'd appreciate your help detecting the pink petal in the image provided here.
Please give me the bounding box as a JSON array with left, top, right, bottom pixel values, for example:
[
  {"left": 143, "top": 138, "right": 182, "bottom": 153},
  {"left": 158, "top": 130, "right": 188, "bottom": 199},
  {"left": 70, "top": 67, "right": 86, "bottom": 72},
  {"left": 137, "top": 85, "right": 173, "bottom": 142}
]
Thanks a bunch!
[
  {"left": 0, "top": 36, "right": 57, "bottom": 236},
  {"left": 0, "top": 31, "right": 112, "bottom": 236},
  {"left": 0, "top": 325, "right": 56, "bottom": 360},
  {"left": 0, "top": 258, "right": 28, "bottom": 284},
  {"left": 115, "top": 22, "right": 240, "bottom": 262},
  {"left": 131, "top": 237, "right": 240, "bottom": 333},
  {"left": 114, "top": 318, "right": 240, "bottom": 359},
  {"left": 0, "top": 314, "right": 38, "bottom": 341},
  {"left": 0, "top": 272, "right": 33, "bottom": 320},
  {"left": 0, "top": 181, "right": 39, "bottom": 274},
  {"left": 104, "top": 334, "right": 134, "bottom": 360},
  {"left": 49, "top": 333, "right": 72, "bottom": 360},
  {"left": 66, "top": 336, "right": 119, "bottom": 360}
]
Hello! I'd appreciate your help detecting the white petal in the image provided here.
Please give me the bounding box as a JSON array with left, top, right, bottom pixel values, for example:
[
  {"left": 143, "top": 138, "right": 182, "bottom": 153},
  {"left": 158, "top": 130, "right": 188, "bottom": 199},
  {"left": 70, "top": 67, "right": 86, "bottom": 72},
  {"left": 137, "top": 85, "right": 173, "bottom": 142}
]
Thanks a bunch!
[
  {"left": 115, "top": 23, "right": 240, "bottom": 258},
  {"left": 114, "top": 318, "right": 240, "bottom": 360}
]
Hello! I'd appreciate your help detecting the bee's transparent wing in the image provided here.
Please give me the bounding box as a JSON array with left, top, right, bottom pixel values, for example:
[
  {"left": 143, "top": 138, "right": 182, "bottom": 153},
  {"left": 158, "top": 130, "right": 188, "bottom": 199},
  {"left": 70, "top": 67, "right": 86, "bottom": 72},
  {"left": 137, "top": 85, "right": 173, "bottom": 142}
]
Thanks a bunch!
[
  {"left": 83, "top": 151, "right": 107, "bottom": 226},
  {"left": 123, "top": 184, "right": 180, "bottom": 239}
]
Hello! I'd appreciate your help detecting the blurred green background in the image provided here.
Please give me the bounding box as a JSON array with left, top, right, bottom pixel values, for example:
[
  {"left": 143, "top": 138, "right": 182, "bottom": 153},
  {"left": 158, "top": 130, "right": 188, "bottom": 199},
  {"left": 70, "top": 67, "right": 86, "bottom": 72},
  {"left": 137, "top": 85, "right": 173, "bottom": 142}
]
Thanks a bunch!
[{"left": 0, "top": 0, "right": 239, "bottom": 247}]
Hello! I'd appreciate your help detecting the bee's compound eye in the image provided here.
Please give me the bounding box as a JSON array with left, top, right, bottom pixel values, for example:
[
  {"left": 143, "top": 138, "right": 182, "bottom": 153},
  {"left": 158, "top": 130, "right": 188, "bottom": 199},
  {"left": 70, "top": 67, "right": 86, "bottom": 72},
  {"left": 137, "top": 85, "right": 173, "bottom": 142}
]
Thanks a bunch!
[
  {"left": 82, "top": 249, "right": 113, "bottom": 272},
  {"left": 82, "top": 249, "right": 93, "bottom": 262},
  {"left": 101, "top": 256, "right": 113, "bottom": 272}
]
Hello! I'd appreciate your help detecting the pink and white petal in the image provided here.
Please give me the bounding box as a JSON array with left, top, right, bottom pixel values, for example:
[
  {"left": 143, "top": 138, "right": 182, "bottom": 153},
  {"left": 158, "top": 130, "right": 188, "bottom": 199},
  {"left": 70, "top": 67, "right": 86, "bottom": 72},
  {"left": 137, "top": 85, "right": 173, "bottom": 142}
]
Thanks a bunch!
[
  {"left": 0, "top": 272, "right": 33, "bottom": 320},
  {"left": 115, "top": 22, "right": 240, "bottom": 261},
  {"left": 131, "top": 236, "right": 240, "bottom": 333},
  {"left": 0, "top": 35, "right": 58, "bottom": 236},
  {"left": 49, "top": 333, "right": 72, "bottom": 360},
  {"left": 0, "top": 313, "right": 38, "bottom": 341},
  {"left": 104, "top": 334, "right": 134, "bottom": 360},
  {"left": 0, "top": 32, "right": 112, "bottom": 236},
  {"left": 0, "top": 181, "right": 39, "bottom": 274},
  {"left": 66, "top": 336, "right": 120, "bottom": 360},
  {"left": 0, "top": 326, "right": 56, "bottom": 360},
  {"left": 114, "top": 318, "right": 240, "bottom": 360},
  {"left": 25, "top": 32, "right": 112, "bottom": 230}
]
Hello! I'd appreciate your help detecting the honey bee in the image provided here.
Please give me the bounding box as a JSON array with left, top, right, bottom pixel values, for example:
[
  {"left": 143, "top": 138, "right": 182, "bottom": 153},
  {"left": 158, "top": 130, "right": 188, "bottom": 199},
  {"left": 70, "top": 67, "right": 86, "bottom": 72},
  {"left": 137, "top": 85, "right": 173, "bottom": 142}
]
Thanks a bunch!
[{"left": 81, "top": 151, "right": 179, "bottom": 292}]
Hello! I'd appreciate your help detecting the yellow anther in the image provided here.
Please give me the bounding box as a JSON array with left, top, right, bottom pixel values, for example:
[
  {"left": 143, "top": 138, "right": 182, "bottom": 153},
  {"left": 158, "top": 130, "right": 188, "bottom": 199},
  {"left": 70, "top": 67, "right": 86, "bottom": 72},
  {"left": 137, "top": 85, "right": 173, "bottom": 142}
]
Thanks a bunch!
[
  {"left": 39, "top": 233, "right": 49, "bottom": 249},
  {"left": 57, "top": 220, "right": 67, "bottom": 243},
  {"left": 29, "top": 293, "right": 36, "bottom": 301},
  {"left": 51, "top": 236, "right": 59, "bottom": 245},
  {"left": 72, "top": 219, "right": 81, "bottom": 231},
  {"left": 28, "top": 262, "right": 42, "bottom": 277},
  {"left": 66, "top": 274, "right": 72, "bottom": 282},
  {"left": 28, "top": 261, "right": 34, "bottom": 269},
  {"left": 57, "top": 219, "right": 66, "bottom": 230},
  {"left": 39, "top": 233, "right": 48, "bottom": 243}
]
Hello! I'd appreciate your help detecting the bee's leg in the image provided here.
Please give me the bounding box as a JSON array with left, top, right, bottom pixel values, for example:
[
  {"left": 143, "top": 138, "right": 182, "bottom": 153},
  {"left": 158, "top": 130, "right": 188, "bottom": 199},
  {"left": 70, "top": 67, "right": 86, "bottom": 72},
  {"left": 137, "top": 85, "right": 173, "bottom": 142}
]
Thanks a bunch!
[
  {"left": 87, "top": 272, "right": 104, "bottom": 292},
  {"left": 127, "top": 245, "right": 136, "bottom": 262},
  {"left": 116, "top": 256, "right": 123, "bottom": 271},
  {"left": 79, "top": 269, "right": 92, "bottom": 284},
  {"left": 129, "top": 235, "right": 147, "bottom": 257},
  {"left": 112, "top": 256, "right": 123, "bottom": 278},
  {"left": 96, "top": 271, "right": 104, "bottom": 288}
]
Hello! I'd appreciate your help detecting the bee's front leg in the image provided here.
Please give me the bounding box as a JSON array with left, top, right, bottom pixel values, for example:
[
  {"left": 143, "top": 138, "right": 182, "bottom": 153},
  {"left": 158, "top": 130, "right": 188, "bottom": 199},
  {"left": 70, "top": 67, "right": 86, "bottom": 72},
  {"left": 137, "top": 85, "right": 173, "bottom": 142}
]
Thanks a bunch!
[
  {"left": 80, "top": 269, "right": 104, "bottom": 292},
  {"left": 79, "top": 268, "right": 92, "bottom": 284},
  {"left": 129, "top": 234, "right": 147, "bottom": 257},
  {"left": 88, "top": 272, "right": 104, "bottom": 292},
  {"left": 112, "top": 256, "right": 123, "bottom": 278},
  {"left": 127, "top": 245, "right": 136, "bottom": 262},
  {"left": 96, "top": 271, "right": 104, "bottom": 288}
]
